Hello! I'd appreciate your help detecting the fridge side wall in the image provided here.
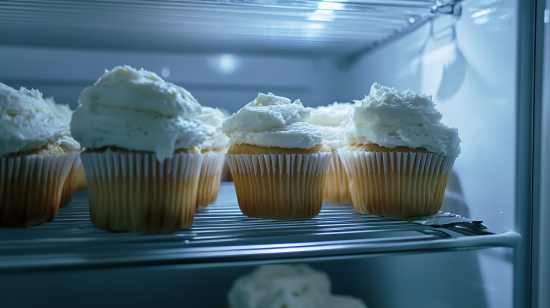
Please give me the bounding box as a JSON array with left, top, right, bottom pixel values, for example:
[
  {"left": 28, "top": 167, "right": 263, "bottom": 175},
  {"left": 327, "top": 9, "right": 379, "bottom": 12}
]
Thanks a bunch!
[{"left": 329, "top": 1, "right": 519, "bottom": 308}]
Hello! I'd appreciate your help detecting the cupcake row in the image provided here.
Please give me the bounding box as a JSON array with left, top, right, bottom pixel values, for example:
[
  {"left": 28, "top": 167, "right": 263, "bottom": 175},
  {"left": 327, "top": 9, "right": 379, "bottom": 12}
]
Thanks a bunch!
[
  {"left": 0, "top": 66, "right": 231, "bottom": 231},
  {"left": 223, "top": 85, "right": 460, "bottom": 220},
  {"left": 0, "top": 65, "right": 461, "bottom": 233}
]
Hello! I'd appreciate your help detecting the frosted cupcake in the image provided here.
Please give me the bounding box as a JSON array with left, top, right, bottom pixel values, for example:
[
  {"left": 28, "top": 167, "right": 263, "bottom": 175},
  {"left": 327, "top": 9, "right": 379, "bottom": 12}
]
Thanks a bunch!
[
  {"left": 44, "top": 97, "right": 84, "bottom": 207},
  {"left": 227, "top": 264, "right": 367, "bottom": 308},
  {"left": 45, "top": 97, "right": 87, "bottom": 191},
  {"left": 195, "top": 106, "right": 230, "bottom": 209},
  {"left": 71, "top": 65, "right": 207, "bottom": 233},
  {"left": 309, "top": 102, "right": 354, "bottom": 204},
  {"left": 338, "top": 83, "right": 460, "bottom": 217},
  {"left": 223, "top": 93, "right": 332, "bottom": 220},
  {"left": 0, "top": 84, "right": 78, "bottom": 227}
]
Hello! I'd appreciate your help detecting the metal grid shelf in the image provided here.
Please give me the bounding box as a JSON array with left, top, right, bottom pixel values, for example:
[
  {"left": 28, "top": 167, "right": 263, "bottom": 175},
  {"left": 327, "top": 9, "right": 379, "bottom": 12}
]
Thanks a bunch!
[{"left": 0, "top": 183, "right": 520, "bottom": 273}]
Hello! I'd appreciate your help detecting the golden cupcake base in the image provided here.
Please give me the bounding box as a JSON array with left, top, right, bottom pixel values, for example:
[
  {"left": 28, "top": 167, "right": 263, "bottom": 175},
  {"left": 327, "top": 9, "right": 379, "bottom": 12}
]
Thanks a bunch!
[
  {"left": 223, "top": 159, "right": 233, "bottom": 182},
  {"left": 59, "top": 154, "right": 82, "bottom": 207},
  {"left": 338, "top": 149, "right": 456, "bottom": 217},
  {"left": 196, "top": 152, "right": 226, "bottom": 209},
  {"left": 0, "top": 153, "right": 77, "bottom": 228},
  {"left": 81, "top": 151, "right": 203, "bottom": 233},
  {"left": 226, "top": 144, "right": 331, "bottom": 220},
  {"left": 324, "top": 149, "right": 352, "bottom": 204},
  {"left": 74, "top": 164, "right": 87, "bottom": 191}
]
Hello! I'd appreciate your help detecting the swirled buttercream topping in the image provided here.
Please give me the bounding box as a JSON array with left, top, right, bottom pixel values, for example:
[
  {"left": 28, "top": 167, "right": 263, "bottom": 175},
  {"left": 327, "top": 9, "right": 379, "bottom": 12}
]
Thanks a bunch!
[
  {"left": 196, "top": 106, "right": 230, "bottom": 151},
  {"left": 309, "top": 102, "right": 354, "bottom": 149},
  {"left": 57, "top": 135, "right": 81, "bottom": 152},
  {"left": 71, "top": 65, "right": 207, "bottom": 161},
  {"left": 0, "top": 83, "right": 71, "bottom": 157},
  {"left": 44, "top": 97, "right": 81, "bottom": 152},
  {"left": 347, "top": 83, "right": 461, "bottom": 156},
  {"left": 222, "top": 92, "right": 324, "bottom": 149},
  {"left": 44, "top": 97, "right": 73, "bottom": 122},
  {"left": 78, "top": 65, "right": 202, "bottom": 117},
  {"left": 227, "top": 264, "right": 367, "bottom": 308}
]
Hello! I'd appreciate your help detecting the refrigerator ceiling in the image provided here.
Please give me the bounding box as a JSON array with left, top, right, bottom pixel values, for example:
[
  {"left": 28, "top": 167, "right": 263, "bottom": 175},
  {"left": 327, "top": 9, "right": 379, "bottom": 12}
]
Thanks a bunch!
[{"left": 0, "top": 0, "right": 461, "bottom": 56}]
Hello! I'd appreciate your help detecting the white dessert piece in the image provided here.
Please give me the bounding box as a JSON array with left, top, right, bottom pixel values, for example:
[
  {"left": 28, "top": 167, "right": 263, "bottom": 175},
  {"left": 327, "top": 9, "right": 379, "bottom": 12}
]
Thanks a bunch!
[{"left": 228, "top": 264, "right": 367, "bottom": 308}]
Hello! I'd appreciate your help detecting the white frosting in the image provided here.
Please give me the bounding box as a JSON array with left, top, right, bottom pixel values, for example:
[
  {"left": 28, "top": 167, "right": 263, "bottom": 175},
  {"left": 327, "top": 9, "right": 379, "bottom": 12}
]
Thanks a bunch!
[
  {"left": 196, "top": 106, "right": 230, "bottom": 151},
  {"left": 57, "top": 135, "right": 81, "bottom": 152},
  {"left": 71, "top": 65, "right": 207, "bottom": 161},
  {"left": 227, "top": 264, "right": 367, "bottom": 308},
  {"left": 309, "top": 102, "right": 354, "bottom": 126},
  {"left": 79, "top": 65, "right": 202, "bottom": 118},
  {"left": 309, "top": 102, "right": 354, "bottom": 149},
  {"left": 315, "top": 126, "right": 347, "bottom": 150},
  {"left": 44, "top": 97, "right": 73, "bottom": 122},
  {"left": 222, "top": 93, "right": 324, "bottom": 149},
  {"left": 0, "top": 83, "right": 72, "bottom": 157},
  {"left": 347, "top": 83, "right": 461, "bottom": 156},
  {"left": 44, "top": 97, "right": 81, "bottom": 152}
]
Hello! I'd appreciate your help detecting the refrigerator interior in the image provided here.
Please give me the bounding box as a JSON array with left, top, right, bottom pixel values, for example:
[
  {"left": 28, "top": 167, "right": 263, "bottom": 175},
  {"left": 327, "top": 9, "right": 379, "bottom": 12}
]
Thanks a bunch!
[{"left": 0, "top": 0, "right": 539, "bottom": 307}]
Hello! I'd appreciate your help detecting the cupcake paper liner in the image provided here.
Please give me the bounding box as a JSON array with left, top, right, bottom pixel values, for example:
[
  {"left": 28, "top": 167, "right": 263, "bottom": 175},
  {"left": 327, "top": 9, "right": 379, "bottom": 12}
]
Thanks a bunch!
[
  {"left": 0, "top": 152, "right": 78, "bottom": 228},
  {"left": 338, "top": 150, "right": 456, "bottom": 217},
  {"left": 223, "top": 158, "right": 233, "bottom": 182},
  {"left": 59, "top": 153, "right": 82, "bottom": 207},
  {"left": 196, "top": 152, "right": 226, "bottom": 209},
  {"left": 324, "top": 149, "right": 352, "bottom": 205},
  {"left": 80, "top": 151, "right": 203, "bottom": 233},
  {"left": 226, "top": 152, "right": 332, "bottom": 220},
  {"left": 74, "top": 162, "right": 87, "bottom": 191}
]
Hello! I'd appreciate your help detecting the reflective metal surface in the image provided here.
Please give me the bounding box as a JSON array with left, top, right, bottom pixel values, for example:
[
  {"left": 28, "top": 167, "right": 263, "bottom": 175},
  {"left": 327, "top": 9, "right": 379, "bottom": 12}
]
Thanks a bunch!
[
  {"left": 0, "top": 183, "right": 520, "bottom": 273},
  {"left": 0, "top": 0, "right": 460, "bottom": 55}
]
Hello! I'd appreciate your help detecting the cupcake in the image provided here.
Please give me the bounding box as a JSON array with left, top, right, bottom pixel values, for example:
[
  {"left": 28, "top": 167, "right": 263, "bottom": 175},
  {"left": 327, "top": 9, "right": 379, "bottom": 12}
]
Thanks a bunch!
[
  {"left": 338, "top": 83, "right": 461, "bottom": 217},
  {"left": 195, "top": 106, "right": 230, "bottom": 209},
  {"left": 227, "top": 264, "right": 367, "bottom": 308},
  {"left": 223, "top": 159, "right": 234, "bottom": 182},
  {"left": 44, "top": 97, "right": 83, "bottom": 207},
  {"left": 309, "top": 102, "right": 354, "bottom": 204},
  {"left": 223, "top": 93, "right": 332, "bottom": 220},
  {"left": 72, "top": 164, "right": 87, "bottom": 191},
  {"left": 71, "top": 65, "right": 207, "bottom": 233},
  {"left": 0, "top": 83, "right": 78, "bottom": 228},
  {"left": 45, "top": 97, "right": 88, "bottom": 191}
]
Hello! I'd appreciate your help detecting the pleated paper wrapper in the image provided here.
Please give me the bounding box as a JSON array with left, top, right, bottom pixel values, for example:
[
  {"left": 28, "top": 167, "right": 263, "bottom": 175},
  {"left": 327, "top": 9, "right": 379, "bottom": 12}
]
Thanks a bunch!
[
  {"left": 223, "top": 158, "right": 233, "bottom": 182},
  {"left": 59, "top": 152, "right": 82, "bottom": 207},
  {"left": 74, "top": 162, "right": 87, "bottom": 191},
  {"left": 324, "top": 149, "right": 352, "bottom": 205},
  {"left": 196, "top": 151, "right": 226, "bottom": 209},
  {"left": 337, "top": 150, "right": 456, "bottom": 217},
  {"left": 226, "top": 152, "right": 331, "bottom": 220},
  {"left": 0, "top": 152, "right": 78, "bottom": 228},
  {"left": 80, "top": 151, "right": 203, "bottom": 233}
]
